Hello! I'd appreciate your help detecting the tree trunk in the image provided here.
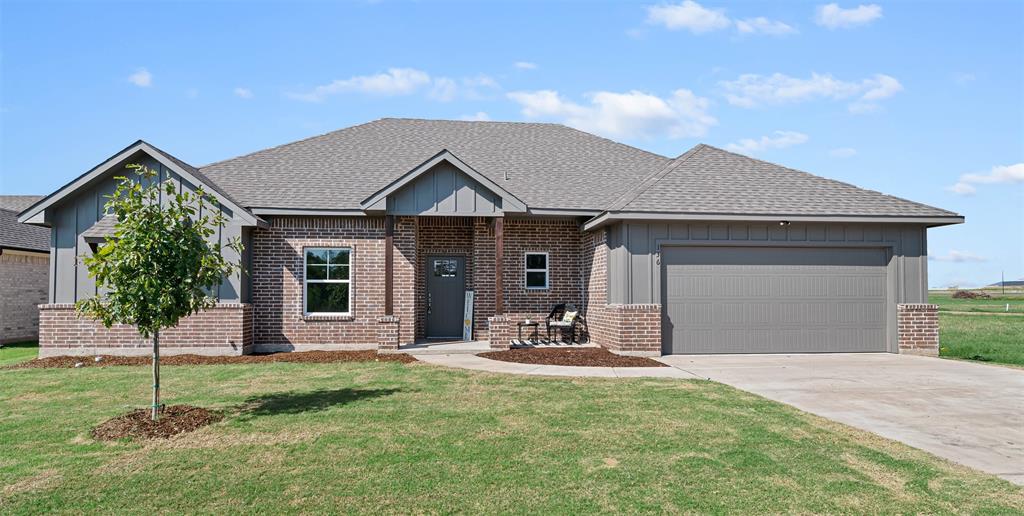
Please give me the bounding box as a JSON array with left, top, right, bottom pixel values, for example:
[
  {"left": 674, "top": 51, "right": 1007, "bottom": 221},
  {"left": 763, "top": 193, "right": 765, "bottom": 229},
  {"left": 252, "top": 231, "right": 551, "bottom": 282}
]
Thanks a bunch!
[{"left": 152, "top": 329, "right": 161, "bottom": 421}]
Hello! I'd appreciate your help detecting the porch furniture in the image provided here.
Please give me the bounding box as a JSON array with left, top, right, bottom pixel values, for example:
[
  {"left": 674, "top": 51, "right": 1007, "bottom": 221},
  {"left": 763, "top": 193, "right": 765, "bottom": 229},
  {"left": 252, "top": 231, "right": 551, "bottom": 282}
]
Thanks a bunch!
[
  {"left": 517, "top": 321, "right": 540, "bottom": 343},
  {"left": 546, "top": 304, "right": 581, "bottom": 344}
]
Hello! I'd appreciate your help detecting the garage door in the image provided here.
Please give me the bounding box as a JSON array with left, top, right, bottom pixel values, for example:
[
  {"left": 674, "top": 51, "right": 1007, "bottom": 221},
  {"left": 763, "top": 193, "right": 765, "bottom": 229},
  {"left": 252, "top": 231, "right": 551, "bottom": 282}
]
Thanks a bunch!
[{"left": 661, "top": 246, "right": 888, "bottom": 354}]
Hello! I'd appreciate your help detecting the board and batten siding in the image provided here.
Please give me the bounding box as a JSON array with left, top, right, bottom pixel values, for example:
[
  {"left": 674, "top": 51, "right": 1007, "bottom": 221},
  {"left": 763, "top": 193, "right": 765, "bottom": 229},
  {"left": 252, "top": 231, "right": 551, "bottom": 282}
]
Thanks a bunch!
[
  {"left": 386, "top": 162, "right": 502, "bottom": 216},
  {"left": 606, "top": 221, "right": 928, "bottom": 306},
  {"left": 48, "top": 152, "right": 250, "bottom": 304}
]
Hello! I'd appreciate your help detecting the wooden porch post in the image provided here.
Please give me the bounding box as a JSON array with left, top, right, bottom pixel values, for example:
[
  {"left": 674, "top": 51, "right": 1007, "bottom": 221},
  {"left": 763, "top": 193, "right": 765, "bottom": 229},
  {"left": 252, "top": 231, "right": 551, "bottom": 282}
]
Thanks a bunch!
[
  {"left": 494, "top": 216, "right": 504, "bottom": 315},
  {"left": 384, "top": 215, "right": 394, "bottom": 316}
]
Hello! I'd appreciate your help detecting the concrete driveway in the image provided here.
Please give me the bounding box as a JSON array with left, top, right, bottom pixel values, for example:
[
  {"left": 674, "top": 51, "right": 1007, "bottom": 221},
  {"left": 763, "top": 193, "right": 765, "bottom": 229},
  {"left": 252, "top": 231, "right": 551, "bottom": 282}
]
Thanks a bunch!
[{"left": 657, "top": 353, "right": 1024, "bottom": 485}]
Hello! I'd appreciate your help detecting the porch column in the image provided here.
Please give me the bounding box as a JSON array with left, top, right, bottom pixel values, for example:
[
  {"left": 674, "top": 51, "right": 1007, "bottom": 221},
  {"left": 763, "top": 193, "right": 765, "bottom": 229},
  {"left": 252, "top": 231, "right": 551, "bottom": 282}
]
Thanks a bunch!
[
  {"left": 494, "top": 216, "right": 504, "bottom": 315},
  {"left": 384, "top": 215, "right": 394, "bottom": 315}
]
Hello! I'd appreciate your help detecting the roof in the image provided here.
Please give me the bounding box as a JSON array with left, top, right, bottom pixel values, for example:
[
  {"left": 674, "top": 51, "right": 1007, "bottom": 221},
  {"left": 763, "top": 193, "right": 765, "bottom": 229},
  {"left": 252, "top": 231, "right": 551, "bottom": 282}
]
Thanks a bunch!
[
  {"left": 988, "top": 280, "right": 1024, "bottom": 287},
  {"left": 613, "top": 144, "right": 960, "bottom": 218},
  {"left": 81, "top": 215, "right": 117, "bottom": 240},
  {"left": 199, "top": 118, "right": 669, "bottom": 212},
  {"left": 0, "top": 197, "right": 49, "bottom": 252}
]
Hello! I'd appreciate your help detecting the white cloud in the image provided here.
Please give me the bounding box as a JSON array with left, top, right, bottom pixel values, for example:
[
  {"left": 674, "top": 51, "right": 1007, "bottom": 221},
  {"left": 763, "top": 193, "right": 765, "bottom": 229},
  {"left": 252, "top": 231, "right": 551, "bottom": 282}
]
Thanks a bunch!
[
  {"left": 287, "top": 68, "right": 432, "bottom": 102},
  {"left": 829, "top": 147, "right": 857, "bottom": 158},
  {"left": 719, "top": 72, "right": 902, "bottom": 112},
  {"left": 233, "top": 87, "right": 254, "bottom": 99},
  {"left": 814, "top": 3, "right": 882, "bottom": 29},
  {"left": 429, "top": 75, "right": 500, "bottom": 102},
  {"left": 929, "top": 250, "right": 987, "bottom": 263},
  {"left": 947, "top": 163, "right": 1024, "bottom": 195},
  {"left": 514, "top": 61, "right": 537, "bottom": 70},
  {"left": 128, "top": 68, "right": 152, "bottom": 87},
  {"left": 647, "top": 1, "right": 793, "bottom": 37},
  {"left": 726, "top": 131, "right": 808, "bottom": 154},
  {"left": 647, "top": 1, "right": 731, "bottom": 33},
  {"left": 460, "top": 112, "right": 491, "bottom": 121},
  {"left": 508, "top": 88, "right": 716, "bottom": 140},
  {"left": 736, "top": 17, "right": 796, "bottom": 36}
]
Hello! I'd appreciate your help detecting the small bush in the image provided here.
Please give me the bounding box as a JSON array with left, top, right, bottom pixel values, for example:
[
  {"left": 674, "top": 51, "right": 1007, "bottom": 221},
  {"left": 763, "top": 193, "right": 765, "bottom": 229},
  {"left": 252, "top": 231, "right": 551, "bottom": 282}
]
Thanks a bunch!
[{"left": 952, "top": 290, "right": 992, "bottom": 299}]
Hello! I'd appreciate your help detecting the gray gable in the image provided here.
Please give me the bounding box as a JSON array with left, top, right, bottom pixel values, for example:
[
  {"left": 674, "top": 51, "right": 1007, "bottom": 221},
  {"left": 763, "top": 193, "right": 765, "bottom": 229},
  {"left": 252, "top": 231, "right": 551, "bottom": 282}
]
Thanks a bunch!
[
  {"left": 615, "top": 144, "right": 959, "bottom": 218},
  {"left": 199, "top": 118, "right": 669, "bottom": 212}
]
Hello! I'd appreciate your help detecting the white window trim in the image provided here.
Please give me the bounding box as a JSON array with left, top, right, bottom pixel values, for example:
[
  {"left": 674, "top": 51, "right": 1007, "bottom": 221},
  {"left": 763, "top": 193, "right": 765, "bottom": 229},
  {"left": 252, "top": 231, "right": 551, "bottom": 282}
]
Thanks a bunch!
[
  {"left": 525, "top": 251, "right": 549, "bottom": 290},
  {"left": 303, "top": 247, "right": 353, "bottom": 316}
]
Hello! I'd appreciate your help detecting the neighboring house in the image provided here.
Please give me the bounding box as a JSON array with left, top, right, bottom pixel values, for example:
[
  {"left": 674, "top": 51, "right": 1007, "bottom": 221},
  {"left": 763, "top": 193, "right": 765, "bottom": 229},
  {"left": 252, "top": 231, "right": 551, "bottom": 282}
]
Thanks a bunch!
[
  {"left": 988, "top": 280, "right": 1024, "bottom": 288},
  {"left": 1, "top": 195, "right": 49, "bottom": 344},
  {"left": 18, "top": 119, "right": 963, "bottom": 357}
]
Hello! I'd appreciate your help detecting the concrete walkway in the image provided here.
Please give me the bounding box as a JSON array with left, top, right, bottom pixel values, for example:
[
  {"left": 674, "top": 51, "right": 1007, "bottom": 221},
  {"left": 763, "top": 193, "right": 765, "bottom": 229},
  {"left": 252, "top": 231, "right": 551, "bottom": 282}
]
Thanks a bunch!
[
  {"left": 415, "top": 353, "right": 697, "bottom": 378},
  {"left": 657, "top": 353, "right": 1024, "bottom": 485}
]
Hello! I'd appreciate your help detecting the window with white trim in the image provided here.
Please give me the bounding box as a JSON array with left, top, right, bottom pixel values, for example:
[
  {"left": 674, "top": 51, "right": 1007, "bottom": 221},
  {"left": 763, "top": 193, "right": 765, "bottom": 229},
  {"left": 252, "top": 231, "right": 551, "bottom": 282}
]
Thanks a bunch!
[
  {"left": 525, "top": 252, "right": 549, "bottom": 289},
  {"left": 304, "top": 248, "right": 352, "bottom": 314}
]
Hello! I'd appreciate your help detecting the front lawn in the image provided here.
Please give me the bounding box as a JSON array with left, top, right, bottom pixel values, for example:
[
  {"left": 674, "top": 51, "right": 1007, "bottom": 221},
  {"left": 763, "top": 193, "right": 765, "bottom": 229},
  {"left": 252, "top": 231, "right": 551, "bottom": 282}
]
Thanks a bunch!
[
  {"left": 0, "top": 341, "right": 38, "bottom": 367},
  {"left": 939, "top": 313, "right": 1024, "bottom": 366},
  {"left": 2, "top": 362, "right": 1021, "bottom": 513}
]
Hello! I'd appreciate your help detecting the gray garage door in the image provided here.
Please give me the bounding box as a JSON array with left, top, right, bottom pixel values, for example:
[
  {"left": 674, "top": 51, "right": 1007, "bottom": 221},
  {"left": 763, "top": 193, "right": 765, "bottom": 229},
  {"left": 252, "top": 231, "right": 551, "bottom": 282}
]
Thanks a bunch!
[{"left": 661, "top": 246, "right": 888, "bottom": 354}]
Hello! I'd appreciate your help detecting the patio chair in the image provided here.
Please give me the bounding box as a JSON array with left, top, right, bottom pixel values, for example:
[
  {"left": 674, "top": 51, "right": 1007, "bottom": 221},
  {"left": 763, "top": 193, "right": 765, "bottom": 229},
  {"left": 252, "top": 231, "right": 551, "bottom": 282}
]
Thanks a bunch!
[{"left": 545, "top": 303, "right": 582, "bottom": 344}]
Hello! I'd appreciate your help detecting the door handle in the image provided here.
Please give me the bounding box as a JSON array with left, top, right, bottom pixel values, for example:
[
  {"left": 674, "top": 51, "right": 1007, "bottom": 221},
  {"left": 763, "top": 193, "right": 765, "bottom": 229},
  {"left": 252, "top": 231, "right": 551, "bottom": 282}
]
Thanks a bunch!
[{"left": 428, "top": 293, "right": 432, "bottom": 315}]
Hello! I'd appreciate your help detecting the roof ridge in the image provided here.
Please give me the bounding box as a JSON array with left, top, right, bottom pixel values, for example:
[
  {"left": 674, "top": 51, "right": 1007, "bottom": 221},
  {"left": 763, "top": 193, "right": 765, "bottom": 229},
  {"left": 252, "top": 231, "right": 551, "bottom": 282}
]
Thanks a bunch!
[
  {"left": 696, "top": 144, "right": 960, "bottom": 217},
  {"left": 607, "top": 144, "right": 707, "bottom": 211}
]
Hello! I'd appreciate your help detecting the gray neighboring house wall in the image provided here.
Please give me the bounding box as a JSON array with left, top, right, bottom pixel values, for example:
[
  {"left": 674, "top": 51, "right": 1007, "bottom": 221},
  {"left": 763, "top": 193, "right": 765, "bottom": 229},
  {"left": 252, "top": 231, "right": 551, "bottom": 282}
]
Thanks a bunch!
[
  {"left": 1, "top": 195, "right": 49, "bottom": 343},
  {"left": 18, "top": 119, "right": 964, "bottom": 357}
]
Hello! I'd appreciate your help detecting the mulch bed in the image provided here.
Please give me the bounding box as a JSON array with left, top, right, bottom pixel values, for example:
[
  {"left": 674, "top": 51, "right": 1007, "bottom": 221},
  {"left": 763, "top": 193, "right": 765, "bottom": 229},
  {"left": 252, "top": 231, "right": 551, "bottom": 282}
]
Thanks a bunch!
[
  {"left": 8, "top": 350, "right": 416, "bottom": 369},
  {"left": 92, "top": 405, "right": 223, "bottom": 441},
  {"left": 479, "top": 347, "right": 666, "bottom": 367}
]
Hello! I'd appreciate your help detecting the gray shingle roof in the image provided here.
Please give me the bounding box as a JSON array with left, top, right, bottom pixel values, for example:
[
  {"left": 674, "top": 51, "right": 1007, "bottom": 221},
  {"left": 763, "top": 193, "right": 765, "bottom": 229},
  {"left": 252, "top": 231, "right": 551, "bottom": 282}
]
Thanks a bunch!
[
  {"left": 81, "top": 215, "right": 117, "bottom": 239},
  {"left": 614, "top": 144, "right": 959, "bottom": 217},
  {"left": 199, "top": 118, "right": 670, "bottom": 211},
  {"left": 0, "top": 195, "right": 44, "bottom": 213},
  {"left": 0, "top": 204, "right": 49, "bottom": 252}
]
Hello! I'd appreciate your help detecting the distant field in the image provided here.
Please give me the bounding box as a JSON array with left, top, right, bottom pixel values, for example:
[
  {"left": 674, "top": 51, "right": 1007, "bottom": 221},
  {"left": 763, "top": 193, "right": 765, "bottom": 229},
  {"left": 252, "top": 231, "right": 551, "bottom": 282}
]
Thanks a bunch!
[{"left": 928, "top": 291, "right": 1024, "bottom": 313}]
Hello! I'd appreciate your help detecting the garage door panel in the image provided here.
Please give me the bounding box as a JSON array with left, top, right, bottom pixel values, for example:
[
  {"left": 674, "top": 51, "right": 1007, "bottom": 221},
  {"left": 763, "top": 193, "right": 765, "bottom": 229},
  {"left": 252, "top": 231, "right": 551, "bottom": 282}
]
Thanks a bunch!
[{"left": 662, "top": 246, "right": 888, "bottom": 354}]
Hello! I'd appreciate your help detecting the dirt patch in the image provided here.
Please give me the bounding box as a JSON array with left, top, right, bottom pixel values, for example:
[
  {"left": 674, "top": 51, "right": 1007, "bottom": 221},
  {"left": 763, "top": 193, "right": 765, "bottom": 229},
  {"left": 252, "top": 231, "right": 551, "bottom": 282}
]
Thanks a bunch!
[
  {"left": 92, "top": 405, "right": 223, "bottom": 441},
  {"left": 8, "top": 350, "right": 417, "bottom": 369},
  {"left": 479, "top": 347, "right": 666, "bottom": 367}
]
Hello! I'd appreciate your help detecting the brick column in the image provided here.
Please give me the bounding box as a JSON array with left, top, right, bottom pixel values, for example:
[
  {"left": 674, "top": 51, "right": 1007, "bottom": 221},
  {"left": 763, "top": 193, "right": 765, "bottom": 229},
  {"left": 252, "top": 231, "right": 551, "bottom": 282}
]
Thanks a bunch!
[
  {"left": 487, "top": 315, "right": 513, "bottom": 350},
  {"left": 897, "top": 304, "right": 939, "bottom": 356},
  {"left": 376, "top": 315, "right": 401, "bottom": 354}
]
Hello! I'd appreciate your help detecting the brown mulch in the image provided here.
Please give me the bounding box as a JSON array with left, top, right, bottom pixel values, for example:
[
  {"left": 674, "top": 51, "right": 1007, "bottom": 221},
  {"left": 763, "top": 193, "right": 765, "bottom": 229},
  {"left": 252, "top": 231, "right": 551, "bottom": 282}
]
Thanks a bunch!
[
  {"left": 479, "top": 347, "right": 667, "bottom": 367},
  {"left": 92, "top": 405, "right": 223, "bottom": 441},
  {"left": 8, "top": 350, "right": 416, "bottom": 369}
]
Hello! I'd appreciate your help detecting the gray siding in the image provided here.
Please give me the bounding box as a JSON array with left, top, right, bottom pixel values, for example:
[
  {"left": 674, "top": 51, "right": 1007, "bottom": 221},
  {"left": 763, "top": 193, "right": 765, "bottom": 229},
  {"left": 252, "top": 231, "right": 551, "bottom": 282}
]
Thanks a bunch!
[
  {"left": 49, "top": 151, "right": 246, "bottom": 304},
  {"left": 607, "top": 221, "right": 929, "bottom": 306},
  {"left": 386, "top": 162, "right": 501, "bottom": 216}
]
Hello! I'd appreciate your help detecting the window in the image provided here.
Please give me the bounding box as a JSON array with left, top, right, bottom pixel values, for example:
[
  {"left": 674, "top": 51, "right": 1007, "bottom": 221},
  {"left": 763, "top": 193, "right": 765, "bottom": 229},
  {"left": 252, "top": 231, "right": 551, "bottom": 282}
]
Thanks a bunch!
[
  {"left": 433, "top": 259, "right": 458, "bottom": 278},
  {"left": 525, "top": 252, "right": 548, "bottom": 289},
  {"left": 304, "top": 248, "right": 352, "bottom": 315}
]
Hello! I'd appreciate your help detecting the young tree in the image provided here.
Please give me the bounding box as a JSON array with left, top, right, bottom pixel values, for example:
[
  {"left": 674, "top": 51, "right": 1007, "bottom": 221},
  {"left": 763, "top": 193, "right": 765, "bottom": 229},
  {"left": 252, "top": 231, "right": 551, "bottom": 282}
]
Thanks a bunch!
[{"left": 77, "top": 164, "right": 242, "bottom": 420}]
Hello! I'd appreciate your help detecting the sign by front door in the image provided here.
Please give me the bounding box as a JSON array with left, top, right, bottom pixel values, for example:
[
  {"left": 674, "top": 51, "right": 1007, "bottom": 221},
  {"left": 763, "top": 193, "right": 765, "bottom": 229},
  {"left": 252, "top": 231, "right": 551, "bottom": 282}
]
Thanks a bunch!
[
  {"left": 462, "top": 290, "right": 474, "bottom": 341},
  {"left": 425, "top": 256, "right": 466, "bottom": 339}
]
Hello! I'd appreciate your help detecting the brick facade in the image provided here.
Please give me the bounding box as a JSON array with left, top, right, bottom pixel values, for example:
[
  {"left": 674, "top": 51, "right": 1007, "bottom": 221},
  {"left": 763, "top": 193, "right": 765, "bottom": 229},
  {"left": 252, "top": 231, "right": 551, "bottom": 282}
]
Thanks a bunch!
[
  {"left": 897, "top": 303, "right": 939, "bottom": 356},
  {"left": 37, "top": 303, "right": 252, "bottom": 357},
  {"left": 251, "top": 216, "right": 416, "bottom": 352},
  {"left": 0, "top": 251, "right": 48, "bottom": 343}
]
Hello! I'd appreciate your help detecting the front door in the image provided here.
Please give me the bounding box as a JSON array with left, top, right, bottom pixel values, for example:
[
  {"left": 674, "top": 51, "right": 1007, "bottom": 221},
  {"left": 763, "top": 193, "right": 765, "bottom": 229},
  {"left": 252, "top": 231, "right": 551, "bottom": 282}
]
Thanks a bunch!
[{"left": 425, "top": 256, "right": 466, "bottom": 339}]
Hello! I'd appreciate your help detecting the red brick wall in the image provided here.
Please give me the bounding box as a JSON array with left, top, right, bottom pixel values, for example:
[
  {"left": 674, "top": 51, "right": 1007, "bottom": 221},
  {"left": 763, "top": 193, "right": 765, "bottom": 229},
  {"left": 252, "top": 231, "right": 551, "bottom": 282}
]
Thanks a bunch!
[
  {"left": 251, "top": 216, "right": 415, "bottom": 350},
  {"left": 37, "top": 303, "right": 252, "bottom": 356},
  {"left": 1, "top": 252, "right": 48, "bottom": 343},
  {"left": 897, "top": 303, "right": 939, "bottom": 356},
  {"left": 500, "top": 219, "right": 584, "bottom": 317}
]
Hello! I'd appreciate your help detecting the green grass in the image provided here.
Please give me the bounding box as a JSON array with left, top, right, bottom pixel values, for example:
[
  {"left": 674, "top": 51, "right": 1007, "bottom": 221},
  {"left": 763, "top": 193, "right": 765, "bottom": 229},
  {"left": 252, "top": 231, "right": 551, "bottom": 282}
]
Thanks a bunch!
[
  {"left": 929, "top": 292, "right": 1024, "bottom": 313},
  {"left": 2, "top": 362, "right": 1021, "bottom": 513},
  {"left": 0, "top": 341, "right": 38, "bottom": 367},
  {"left": 939, "top": 313, "right": 1024, "bottom": 366}
]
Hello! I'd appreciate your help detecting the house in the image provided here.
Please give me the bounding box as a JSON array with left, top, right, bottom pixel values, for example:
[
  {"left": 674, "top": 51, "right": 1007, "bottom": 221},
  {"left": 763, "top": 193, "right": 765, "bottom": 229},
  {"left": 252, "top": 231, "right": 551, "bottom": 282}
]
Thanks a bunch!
[
  {"left": 17, "top": 119, "right": 963, "bottom": 357},
  {"left": 1, "top": 195, "right": 49, "bottom": 344}
]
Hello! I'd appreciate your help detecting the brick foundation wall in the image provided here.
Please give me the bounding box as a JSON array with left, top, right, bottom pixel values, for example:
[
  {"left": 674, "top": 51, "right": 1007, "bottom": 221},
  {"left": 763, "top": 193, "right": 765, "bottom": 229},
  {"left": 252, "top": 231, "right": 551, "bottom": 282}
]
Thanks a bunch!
[
  {"left": 376, "top": 315, "right": 401, "bottom": 353},
  {"left": 487, "top": 315, "right": 514, "bottom": 350},
  {"left": 0, "top": 252, "right": 48, "bottom": 343},
  {"left": 897, "top": 303, "right": 939, "bottom": 356},
  {"left": 37, "top": 303, "right": 252, "bottom": 357},
  {"left": 251, "top": 216, "right": 416, "bottom": 351}
]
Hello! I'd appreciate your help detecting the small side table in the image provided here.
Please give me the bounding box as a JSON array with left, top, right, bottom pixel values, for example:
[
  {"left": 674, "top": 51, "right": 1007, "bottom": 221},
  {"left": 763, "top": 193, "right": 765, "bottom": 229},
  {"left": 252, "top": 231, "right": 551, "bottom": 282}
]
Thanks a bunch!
[{"left": 517, "top": 321, "right": 539, "bottom": 343}]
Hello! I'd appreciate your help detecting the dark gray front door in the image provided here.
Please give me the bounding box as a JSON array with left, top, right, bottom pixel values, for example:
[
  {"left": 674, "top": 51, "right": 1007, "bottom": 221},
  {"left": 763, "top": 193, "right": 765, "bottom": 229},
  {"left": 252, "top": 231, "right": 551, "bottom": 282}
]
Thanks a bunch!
[
  {"left": 425, "top": 256, "right": 466, "bottom": 339},
  {"left": 661, "top": 246, "right": 888, "bottom": 354}
]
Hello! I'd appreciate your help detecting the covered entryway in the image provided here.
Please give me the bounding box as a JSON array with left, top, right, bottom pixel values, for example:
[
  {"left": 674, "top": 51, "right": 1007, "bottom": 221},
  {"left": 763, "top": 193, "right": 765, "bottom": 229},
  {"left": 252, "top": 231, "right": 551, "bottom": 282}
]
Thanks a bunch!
[
  {"left": 425, "top": 255, "right": 466, "bottom": 339},
  {"left": 661, "top": 246, "right": 889, "bottom": 354}
]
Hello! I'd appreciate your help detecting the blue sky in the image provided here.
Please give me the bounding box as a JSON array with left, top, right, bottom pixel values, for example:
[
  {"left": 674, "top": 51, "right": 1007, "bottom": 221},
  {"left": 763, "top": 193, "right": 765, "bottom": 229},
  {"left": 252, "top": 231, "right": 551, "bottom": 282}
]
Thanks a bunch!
[{"left": 1, "top": 0, "right": 1021, "bottom": 287}]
